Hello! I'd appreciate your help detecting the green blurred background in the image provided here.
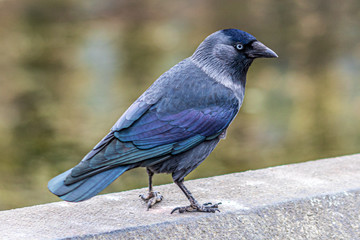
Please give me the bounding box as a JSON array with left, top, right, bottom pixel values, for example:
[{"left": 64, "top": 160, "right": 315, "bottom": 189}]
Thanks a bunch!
[{"left": 1, "top": 0, "right": 360, "bottom": 210}]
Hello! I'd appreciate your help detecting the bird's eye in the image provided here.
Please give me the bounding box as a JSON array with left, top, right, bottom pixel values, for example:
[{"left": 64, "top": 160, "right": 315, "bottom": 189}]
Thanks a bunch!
[{"left": 235, "top": 43, "right": 244, "bottom": 51}]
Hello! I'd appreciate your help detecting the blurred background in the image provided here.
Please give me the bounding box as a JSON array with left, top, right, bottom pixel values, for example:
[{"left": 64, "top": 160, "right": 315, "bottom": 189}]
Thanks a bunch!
[{"left": 1, "top": 0, "right": 360, "bottom": 210}]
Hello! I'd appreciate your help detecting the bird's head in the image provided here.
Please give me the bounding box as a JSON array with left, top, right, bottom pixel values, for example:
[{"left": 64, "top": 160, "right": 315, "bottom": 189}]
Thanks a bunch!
[{"left": 191, "top": 29, "right": 277, "bottom": 84}]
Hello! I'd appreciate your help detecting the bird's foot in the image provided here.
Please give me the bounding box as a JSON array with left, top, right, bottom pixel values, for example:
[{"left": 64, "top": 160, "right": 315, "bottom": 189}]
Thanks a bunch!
[
  {"left": 139, "top": 191, "right": 163, "bottom": 210},
  {"left": 171, "top": 202, "right": 221, "bottom": 214}
]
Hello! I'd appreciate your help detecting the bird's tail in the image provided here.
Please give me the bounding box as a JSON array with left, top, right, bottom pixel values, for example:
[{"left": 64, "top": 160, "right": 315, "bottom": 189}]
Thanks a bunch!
[{"left": 48, "top": 165, "right": 130, "bottom": 202}]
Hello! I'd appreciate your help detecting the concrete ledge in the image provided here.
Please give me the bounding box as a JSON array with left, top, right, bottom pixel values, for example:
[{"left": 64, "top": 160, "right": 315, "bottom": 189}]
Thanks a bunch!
[{"left": 1, "top": 154, "right": 360, "bottom": 239}]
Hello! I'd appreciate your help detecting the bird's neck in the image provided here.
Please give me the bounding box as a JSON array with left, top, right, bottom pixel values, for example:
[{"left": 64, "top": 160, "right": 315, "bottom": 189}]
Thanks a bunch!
[{"left": 190, "top": 55, "right": 250, "bottom": 99}]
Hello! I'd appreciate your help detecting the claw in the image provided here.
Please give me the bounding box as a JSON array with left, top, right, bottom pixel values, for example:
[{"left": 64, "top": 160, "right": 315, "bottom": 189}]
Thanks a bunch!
[
  {"left": 171, "top": 202, "right": 221, "bottom": 214},
  {"left": 139, "top": 191, "right": 163, "bottom": 210},
  {"left": 171, "top": 207, "right": 181, "bottom": 214}
]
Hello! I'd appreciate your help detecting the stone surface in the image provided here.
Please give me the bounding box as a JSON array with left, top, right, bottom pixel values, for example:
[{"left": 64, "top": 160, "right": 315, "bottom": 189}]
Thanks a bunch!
[{"left": 1, "top": 154, "right": 360, "bottom": 239}]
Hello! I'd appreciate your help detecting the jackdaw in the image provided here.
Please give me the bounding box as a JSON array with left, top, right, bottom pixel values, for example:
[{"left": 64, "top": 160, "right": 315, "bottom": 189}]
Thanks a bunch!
[{"left": 48, "top": 28, "right": 277, "bottom": 213}]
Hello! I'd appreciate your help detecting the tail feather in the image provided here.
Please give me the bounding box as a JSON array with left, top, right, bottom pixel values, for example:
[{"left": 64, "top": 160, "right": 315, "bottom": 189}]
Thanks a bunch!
[{"left": 48, "top": 166, "right": 130, "bottom": 202}]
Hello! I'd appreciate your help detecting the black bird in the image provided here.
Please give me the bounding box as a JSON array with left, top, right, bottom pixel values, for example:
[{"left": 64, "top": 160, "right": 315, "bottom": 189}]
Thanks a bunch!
[{"left": 48, "top": 29, "right": 277, "bottom": 213}]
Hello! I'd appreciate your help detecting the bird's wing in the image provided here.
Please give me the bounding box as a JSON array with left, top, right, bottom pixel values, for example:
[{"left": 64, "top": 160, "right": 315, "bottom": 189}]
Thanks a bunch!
[
  {"left": 111, "top": 99, "right": 154, "bottom": 131},
  {"left": 114, "top": 105, "right": 238, "bottom": 150},
  {"left": 90, "top": 99, "right": 238, "bottom": 168},
  {"left": 66, "top": 98, "right": 239, "bottom": 183}
]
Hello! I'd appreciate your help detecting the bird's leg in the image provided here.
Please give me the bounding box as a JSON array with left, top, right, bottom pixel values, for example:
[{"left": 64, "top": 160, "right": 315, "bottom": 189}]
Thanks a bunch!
[
  {"left": 139, "top": 168, "right": 163, "bottom": 210},
  {"left": 171, "top": 180, "right": 221, "bottom": 214}
]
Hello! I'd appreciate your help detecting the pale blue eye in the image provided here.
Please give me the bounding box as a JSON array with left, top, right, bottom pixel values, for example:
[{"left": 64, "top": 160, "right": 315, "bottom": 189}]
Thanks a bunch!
[{"left": 235, "top": 43, "right": 243, "bottom": 50}]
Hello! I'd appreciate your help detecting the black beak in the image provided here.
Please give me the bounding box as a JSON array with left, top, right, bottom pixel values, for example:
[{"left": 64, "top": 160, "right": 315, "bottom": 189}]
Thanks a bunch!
[{"left": 247, "top": 41, "right": 278, "bottom": 58}]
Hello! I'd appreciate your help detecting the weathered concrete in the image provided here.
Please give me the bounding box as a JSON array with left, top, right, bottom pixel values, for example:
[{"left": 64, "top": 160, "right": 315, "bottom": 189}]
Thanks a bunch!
[{"left": 1, "top": 154, "right": 360, "bottom": 240}]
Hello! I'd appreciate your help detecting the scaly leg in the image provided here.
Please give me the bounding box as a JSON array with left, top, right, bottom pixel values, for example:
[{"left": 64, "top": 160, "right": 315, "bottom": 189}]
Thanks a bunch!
[
  {"left": 171, "top": 180, "right": 221, "bottom": 214},
  {"left": 139, "top": 168, "right": 163, "bottom": 210}
]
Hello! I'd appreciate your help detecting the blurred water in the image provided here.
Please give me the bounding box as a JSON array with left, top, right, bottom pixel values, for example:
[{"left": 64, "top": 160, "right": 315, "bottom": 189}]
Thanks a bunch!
[{"left": 0, "top": 0, "right": 359, "bottom": 210}]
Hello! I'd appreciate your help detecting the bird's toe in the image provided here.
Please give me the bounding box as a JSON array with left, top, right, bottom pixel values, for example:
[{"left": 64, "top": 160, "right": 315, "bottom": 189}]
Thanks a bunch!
[
  {"left": 171, "top": 202, "right": 221, "bottom": 214},
  {"left": 139, "top": 191, "right": 163, "bottom": 210}
]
